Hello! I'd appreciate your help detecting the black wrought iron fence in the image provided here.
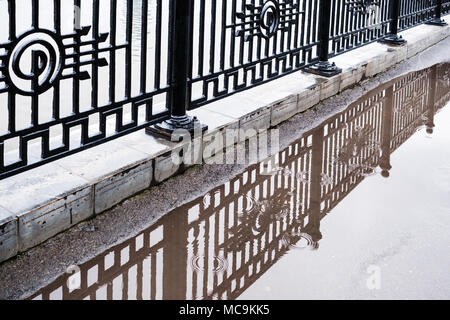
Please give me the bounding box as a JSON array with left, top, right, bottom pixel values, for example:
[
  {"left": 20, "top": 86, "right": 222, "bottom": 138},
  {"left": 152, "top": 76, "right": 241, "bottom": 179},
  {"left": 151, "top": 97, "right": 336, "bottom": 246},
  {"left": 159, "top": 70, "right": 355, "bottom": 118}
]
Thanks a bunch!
[
  {"left": 398, "top": 0, "right": 436, "bottom": 30},
  {"left": 0, "top": 0, "right": 449, "bottom": 180},
  {"left": 27, "top": 63, "right": 450, "bottom": 300}
]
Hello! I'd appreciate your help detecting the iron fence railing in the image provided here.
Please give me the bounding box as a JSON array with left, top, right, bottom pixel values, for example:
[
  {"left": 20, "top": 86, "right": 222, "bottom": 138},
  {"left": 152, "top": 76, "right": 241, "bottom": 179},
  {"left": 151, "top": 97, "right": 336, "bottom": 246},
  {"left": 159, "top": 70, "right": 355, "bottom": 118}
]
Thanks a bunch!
[
  {"left": 0, "top": 0, "right": 449, "bottom": 180},
  {"left": 27, "top": 63, "right": 450, "bottom": 300},
  {"left": 444, "top": 0, "right": 450, "bottom": 14},
  {"left": 398, "top": 0, "right": 437, "bottom": 30}
]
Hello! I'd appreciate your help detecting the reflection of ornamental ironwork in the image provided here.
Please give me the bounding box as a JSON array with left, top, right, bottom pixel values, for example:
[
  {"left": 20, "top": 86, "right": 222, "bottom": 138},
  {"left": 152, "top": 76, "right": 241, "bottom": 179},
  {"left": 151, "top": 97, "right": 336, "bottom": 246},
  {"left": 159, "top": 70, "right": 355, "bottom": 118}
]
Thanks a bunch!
[
  {"left": 235, "top": 0, "right": 304, "bottom": 41},
  {"left": 0, "top": 28, "right": 108, "bottom": 96}
]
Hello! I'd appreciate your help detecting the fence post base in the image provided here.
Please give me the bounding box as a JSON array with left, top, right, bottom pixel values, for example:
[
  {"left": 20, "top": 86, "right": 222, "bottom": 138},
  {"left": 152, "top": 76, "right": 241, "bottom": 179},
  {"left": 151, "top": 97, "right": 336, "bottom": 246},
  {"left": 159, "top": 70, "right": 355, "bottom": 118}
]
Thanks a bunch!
[
  {"left": 425, "top": 18, "right": 448, "bottom": 26},
  {"left": 145, "top": 115, "right": 208, "bottom": 141},
  {"left": 304, "top": 61, "right": 342, "bottom": 77},
  {"left": 378, "top": 34, "right": 407, "bottom": 46}
]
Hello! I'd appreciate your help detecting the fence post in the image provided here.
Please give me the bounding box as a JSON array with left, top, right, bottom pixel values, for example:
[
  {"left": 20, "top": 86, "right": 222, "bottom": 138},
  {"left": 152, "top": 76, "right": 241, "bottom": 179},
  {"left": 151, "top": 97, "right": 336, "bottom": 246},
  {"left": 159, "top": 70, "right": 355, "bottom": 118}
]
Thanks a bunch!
[
  {"left": 379, "top": 84, "right": 394, "bottom": 178},
  {"left": 378, "top": 0, "right": 407, "bottom": 46},
  {"left": 304, "top": 0, "right": 342, "bottom": 77},
  {"left": 426, "top": 0, "right": 448, "bottom": 26},
  {"left": 146, "top": 0, "right": 207, "bottom": 141}
]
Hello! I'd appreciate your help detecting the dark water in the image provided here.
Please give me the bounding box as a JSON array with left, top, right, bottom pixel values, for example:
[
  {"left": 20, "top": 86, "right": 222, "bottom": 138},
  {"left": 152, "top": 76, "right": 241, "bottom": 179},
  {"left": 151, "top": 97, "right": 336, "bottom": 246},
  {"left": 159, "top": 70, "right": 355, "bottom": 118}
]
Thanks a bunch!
[{"left": 28, "top": 63, "right": 450, "bottom": 300}]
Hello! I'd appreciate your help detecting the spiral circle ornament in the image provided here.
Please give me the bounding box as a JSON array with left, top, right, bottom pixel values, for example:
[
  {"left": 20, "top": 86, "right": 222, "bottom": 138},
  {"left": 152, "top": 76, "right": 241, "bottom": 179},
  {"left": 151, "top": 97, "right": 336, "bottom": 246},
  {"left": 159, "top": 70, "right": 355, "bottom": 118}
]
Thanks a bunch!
[
  {"left": 7, "top": 30, "right": 64, "bottom": 96},
  {"left": 260, "top": 1, "right": 280, "bottom": 38}
]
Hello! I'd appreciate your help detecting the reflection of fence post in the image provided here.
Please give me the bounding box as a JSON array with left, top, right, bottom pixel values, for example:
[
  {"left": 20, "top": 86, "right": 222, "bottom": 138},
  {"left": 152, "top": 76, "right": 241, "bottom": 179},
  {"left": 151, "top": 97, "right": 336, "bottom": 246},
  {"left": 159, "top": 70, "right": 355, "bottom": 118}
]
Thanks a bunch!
[
  {"left": 426, "top": 65, "right": 438, "bottom": 134},
  {"left": 304, "top": 0, "right": 342, "bottom": 77},
  {"left": 162, "top": 211, "right": 189, "bottom": 300},
  {"left": 426, "top": 0, "right": 448, "bottom": 26},
  {"left": 146, "top": 0, "right": 207, "bottom": 140},
  {"left": 380, "top": 85, "right": 394, "bottom": 178},
  {"left": 304, "top": 127, "right": 324, "bottom": 244},
  {"left": 379, "top": 0, "right": 407, "bottom": 46}
]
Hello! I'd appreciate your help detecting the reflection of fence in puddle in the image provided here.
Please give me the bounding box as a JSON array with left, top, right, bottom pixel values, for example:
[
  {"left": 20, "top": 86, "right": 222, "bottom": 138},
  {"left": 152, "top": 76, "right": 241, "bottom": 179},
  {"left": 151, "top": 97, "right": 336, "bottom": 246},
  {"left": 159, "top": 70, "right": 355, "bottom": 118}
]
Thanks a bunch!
[{"left": 28, "top": 63, "right": 450, "bottom": 300}]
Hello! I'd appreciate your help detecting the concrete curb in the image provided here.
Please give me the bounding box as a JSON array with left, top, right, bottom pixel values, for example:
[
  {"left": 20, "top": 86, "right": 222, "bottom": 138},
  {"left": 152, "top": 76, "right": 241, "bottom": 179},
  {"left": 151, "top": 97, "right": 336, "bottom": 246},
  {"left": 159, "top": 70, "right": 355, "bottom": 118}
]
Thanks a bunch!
[{"left": 1, "top": 19, "right": 450, "bottom": 263}]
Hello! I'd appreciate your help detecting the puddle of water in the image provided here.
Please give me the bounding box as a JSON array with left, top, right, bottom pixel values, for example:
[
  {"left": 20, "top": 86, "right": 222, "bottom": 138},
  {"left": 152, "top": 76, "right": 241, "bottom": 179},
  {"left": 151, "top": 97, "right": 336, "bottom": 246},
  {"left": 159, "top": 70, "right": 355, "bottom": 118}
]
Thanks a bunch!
[{"left": 27, "top": 63, "right": 450, "bottom": 300}]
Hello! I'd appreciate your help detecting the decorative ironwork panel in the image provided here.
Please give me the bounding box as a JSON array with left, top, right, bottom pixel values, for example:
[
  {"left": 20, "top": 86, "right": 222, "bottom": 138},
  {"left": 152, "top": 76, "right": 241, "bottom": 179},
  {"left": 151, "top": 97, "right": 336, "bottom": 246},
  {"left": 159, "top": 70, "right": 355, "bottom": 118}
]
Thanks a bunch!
[
  {"left": 0, "top": 0, "right": 171, "bottom": 179},
  {"left": 188, "top": 0, "right": 318, "bottom": 110}
]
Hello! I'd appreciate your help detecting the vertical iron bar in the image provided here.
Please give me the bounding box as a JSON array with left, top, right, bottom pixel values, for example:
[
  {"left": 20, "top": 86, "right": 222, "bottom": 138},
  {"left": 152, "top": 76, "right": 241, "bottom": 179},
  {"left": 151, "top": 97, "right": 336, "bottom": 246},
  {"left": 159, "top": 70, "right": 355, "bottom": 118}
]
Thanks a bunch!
[
  {"left": 92, "top": 0, "right": 100, "bottom": 109},
  {"left": 426, "top": 65, "right": 437, "bottom": 134},
  {"left": 136, "top": 261, "right": 143, "bottom": 300},
  {"left": 220, "top": 0, "right": 227, "bottom": 72},
  {"left": 154, "top": 0, "right": 162, "bottom": 90},
  {"left": 170, "top": 0, "right": 191, "bottom": 117},
  {"left": 198, "top": 0, "right": 206, "bottom": 77},
  {"left": 392, "top": 0, "right": 400, "bottom": 34},
  {"left": 305, "top": 0, "right": 312, "bottom": 58},
  {"left": 229, "top": 0, "right": 236, "bottom": 69},
  {"left": 318, "top": 0, "right": 332, "bottom": 59},
  {"left": 150, "top": 253, "right": 157, "bottom": 299},
  {"left": 187, "top": 0, "right": 195, "bottom": 109}
]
